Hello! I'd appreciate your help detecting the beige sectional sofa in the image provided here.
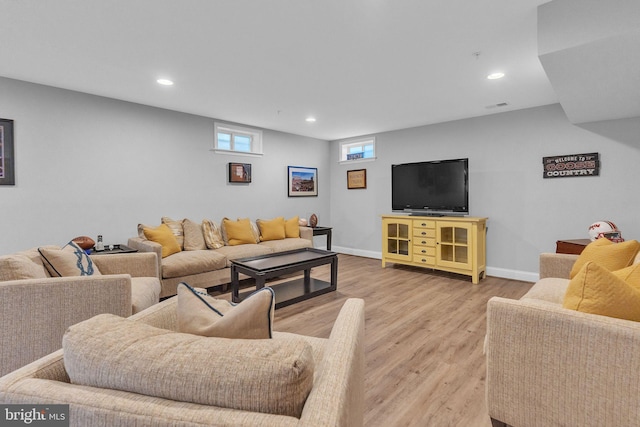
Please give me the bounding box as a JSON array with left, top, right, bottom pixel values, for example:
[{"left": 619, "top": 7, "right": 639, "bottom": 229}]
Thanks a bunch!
[
  {"left": 128, "top": 217, "right": 314, "bottom": 298},
  {"left": 0, "top": 247, "right": 160, "bottom": 377},
  {"left": 0, "top": 296, "right": 365, "bottom": 427},
  {"left": 486, "top": 250, "right": 640, "bottom": 427}
]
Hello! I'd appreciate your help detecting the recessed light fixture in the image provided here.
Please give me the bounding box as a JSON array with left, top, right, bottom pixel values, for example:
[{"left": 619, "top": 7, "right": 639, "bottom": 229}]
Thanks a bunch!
[
  {"left": 487, "top": 72, "right": 505, "bottom": 80},
  {"left": 157, "top": 78, "right": 174, "bottom": 86},
  {"left": 305, "top": 117, "right": 316, "bottom": 123}
]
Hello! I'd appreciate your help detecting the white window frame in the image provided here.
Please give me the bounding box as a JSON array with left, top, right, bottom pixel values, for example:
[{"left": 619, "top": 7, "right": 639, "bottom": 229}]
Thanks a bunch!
[
  {"left": 213, "top": 123, "right": 263, "bottom": 157},
  {"left": 339, "top": 137, "right": 376, "bottom": 164}
]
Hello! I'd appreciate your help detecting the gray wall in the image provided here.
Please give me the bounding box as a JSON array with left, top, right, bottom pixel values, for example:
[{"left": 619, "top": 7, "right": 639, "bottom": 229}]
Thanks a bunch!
[
  {"left": 0, "top": 77, "right": 330, "bottom": 254},
  {"left": 3, "top": 76, "right": 639, "bottom": 281},
  {"left": 330, "top": 104, "right": 640, "bottom": 281}
]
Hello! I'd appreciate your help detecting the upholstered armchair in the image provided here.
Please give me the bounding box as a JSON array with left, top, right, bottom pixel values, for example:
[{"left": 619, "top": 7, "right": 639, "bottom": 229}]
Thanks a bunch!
[
  {"left": 486, "top": 252, "right": 640, "bottom": 427},
  {"left": 0, "top": 248, "right": 160, "bottom": 377}
]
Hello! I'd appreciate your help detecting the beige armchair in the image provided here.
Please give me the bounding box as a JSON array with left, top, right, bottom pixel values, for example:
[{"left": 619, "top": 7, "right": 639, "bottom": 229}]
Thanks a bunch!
[
  {"left": 0, "top": 297, "right": 365, "bottom": 427},
  {"left": 0, "top": 250, "right": 160, "bottom": 377},
  {"left": 486, "top": 253, "right": 640, "bottom": 427}
]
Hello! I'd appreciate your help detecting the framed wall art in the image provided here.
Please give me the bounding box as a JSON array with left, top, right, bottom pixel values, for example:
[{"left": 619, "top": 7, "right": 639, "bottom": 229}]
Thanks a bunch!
[
  {"left": 288, "top": 166, "right": 318, "bottom": 197},
  {"left": 0, "top": 118, "right": 15, "bottom": 186},
  {"left": 228, "top": 162, "right": 252, "bottom": 183},
  {"left": 347, "top": 169, "right": 366, "bottom": 189}
]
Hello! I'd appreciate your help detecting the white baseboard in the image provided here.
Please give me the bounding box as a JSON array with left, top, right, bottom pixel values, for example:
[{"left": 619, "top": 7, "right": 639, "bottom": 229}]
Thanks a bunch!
[{"left": 331, "top": 246, "right": 538, "bottom": 283}]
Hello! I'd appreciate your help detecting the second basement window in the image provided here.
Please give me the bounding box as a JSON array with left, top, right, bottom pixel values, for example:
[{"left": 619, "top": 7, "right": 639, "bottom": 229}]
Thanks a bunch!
[
  {"left": 214, "top": 123, "right": 263, "bottom": 156},
  {"left": 339, "top": 137, "right": 376, "bottom": 163}
]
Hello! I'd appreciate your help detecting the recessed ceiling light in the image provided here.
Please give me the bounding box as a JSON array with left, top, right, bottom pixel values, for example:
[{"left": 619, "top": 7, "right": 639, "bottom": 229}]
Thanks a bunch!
[
  {"left": 487, "top": 72, "right": 505, "bottom": 80},
  {"left": 305, "top": 117, "right": 316, "bottom": 122},
  {"left": 157, "top": 78, "right": 174, "bottom": 86}
]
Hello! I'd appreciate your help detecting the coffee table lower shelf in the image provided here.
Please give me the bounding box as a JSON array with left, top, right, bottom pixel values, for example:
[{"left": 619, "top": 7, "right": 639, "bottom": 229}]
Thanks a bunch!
[{"left": 237, "top": 277, "right": 335, "bottom": 309}]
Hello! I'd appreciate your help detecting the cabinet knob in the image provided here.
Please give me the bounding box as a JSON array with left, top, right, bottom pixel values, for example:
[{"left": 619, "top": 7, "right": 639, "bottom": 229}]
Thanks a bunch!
[
  {"left": 421, "top": 232, "right": 426, "bottom": 235},
  {"left": 422, "top": 259, "right": 426, "bottom": 262},
  {"left": 421, "top": 223, "right": 426, "bottom": 226},
  {"left": 421, "top": 250, "right": 426, "bottom": 253}
]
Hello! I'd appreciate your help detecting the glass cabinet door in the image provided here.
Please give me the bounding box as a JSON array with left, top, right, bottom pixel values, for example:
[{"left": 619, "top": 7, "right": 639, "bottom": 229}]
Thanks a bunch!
[
  {"left": 437, "top": 222, "right": 471, "bottom": 269},
  {"left": 383, "top": 219, "right": 412, "bottom": 261}
]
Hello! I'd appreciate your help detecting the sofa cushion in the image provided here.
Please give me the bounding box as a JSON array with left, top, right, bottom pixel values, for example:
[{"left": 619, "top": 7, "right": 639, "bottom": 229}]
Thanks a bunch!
[
  {"left": 563, "top": 261, "right": 640, "bottom": 321},
  {"left": 260, "top": 238, "right": 314, "bottom": 253},
  {"left": 130, "top": 277, "right": 161, "bottom": 314},
  {"left": 0, "top": 249, "right": 51, "bottom": 281},
  {"left": 257, "top": 217, "right": 286, "bottom": 241},
  {"left": 63, "top": 313, "right": 314, "bottom": 417},
  {"left": 520, "top": 277, "right": 570, "bottom": 305},
  {"left": 569, "top": 238, "right": 640, "bottom": 279},
  {"left": 161, "top": 216, "right": 185, "bottom": 249},
  {"left": 39, "top": 242, "right": 101, "bottom": 277},
  {"left": 143, "top": 224, "right": 182, "bottom": 258},
  {"left": 161, "top": 250, "right": 227, "bottom": 279},
  {"left": 215, "top": 244, "right": 273, "bottom": 267},
  {"left": 202, "top": 219, "right": 224, "bottom": 249},
  {"left": 182, "top": 218, "right": 207, "bottom": 251},
  {"left": 285, "top": 216, "right": 300, "bottom": 238},
  {"left": 177, "top": 283, "right": 274, "bottom": 339},
  {"left": 223, "top": 218, "right": 258, "bottom": 246}
]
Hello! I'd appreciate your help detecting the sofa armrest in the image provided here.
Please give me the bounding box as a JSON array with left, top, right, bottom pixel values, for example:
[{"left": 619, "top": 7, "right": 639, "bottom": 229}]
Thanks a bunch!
[
  {"left": 0, "top": 275, "right": 132, "bottom": 376},
  {"left": 91, "top": 252, "right": 158, "bottom": 278},
  {"left": 486, "top": 297, "right": 640, "bottom": 427},
  {"left": 300, "top": 226, "right": 313, "bottom": 242},
  {"left": 128, "top": 237, "right": 163, "bottom": 277},
  {"left": 299, "top": 298, "right": 365, "bottom": 427},
  {"left": 539, "top": 252, "right": 577, "bottom": 279}
]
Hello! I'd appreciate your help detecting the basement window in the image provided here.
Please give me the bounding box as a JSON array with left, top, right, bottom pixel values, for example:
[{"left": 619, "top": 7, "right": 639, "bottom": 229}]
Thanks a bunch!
[
  {"left": 214, "top": 123, "right": 263, "bottom": 156},
  {"left": 339, "top": 137, "right": 376, "bottom": 163}
]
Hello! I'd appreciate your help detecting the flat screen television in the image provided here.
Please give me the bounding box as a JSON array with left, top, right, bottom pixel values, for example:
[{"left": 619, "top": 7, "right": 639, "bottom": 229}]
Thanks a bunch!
[{"left": 391, "top": 158, "right": 469, "bottom": 216}]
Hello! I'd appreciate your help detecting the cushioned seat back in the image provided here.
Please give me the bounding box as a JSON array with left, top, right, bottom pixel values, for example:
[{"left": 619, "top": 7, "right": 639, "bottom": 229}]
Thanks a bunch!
[{"left": 0, "top": 247, "right": 58, "bottom": 281}]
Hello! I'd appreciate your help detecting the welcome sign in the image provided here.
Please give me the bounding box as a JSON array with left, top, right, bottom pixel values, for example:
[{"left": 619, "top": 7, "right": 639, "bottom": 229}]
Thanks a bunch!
[{"left": 543, "top": 152, "right": 600, "bottom": 178}]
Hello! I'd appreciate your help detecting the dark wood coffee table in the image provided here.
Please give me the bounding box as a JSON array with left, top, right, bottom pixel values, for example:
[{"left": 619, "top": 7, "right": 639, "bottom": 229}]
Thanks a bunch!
[{"left": 231, "top": 248, "right": 338, "bottom": 309}]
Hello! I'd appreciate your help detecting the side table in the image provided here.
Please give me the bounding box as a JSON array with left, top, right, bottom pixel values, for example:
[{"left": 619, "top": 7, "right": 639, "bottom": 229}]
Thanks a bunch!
[
  {"left": 556, "top": 239, "right": 590, "bottom": 255},
  {"left": 312, "top": 226, "right": 332, "bottom": 250}
]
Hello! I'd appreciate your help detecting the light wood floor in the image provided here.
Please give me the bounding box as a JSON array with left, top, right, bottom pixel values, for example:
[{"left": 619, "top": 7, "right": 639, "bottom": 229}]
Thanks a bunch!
[{"left": 227, "top": 254, "right": 533, "bottom": 427}]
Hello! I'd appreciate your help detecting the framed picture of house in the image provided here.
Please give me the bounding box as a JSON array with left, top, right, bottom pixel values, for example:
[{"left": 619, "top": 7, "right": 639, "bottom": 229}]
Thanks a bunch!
[
  {"left": 228, "top": 163, "right": 252, "bottom": 183},
  {"left": 0, "top": 118, "right": 15, "bottom": 186},
  {"left": 347, "top": 169, "right": 367, "bottom": 189},
  {"left": 288, "top": 166, "right": 318, "bottom": 197}
]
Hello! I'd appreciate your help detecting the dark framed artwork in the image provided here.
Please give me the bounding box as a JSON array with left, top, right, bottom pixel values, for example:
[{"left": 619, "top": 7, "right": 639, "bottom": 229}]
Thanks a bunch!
[
  {"left": 347, "top": 169, "right": 367, "bottom": 189},
  {"left": 288, "top": 166, "right": 318, "bottom": 197},
  {"left": 228, "top": 162, "right": 252, "bottom": 183},
  {"left": 542, "top": 153, "right": 599, "bottom": 179},
  {"left": 0, "top": 118, "right": 15, "bottom": 186}
]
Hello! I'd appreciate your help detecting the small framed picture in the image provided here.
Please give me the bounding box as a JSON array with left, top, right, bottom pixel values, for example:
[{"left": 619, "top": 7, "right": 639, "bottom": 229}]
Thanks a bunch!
[
  {"left": 0, "top": 118, "right": 15, "bottom": 186},
  {"left": 347, "top": 169, "right": 366, "bottom": 189},
  {"left": 228, "top": 163, "right": 252, "bottom": 183},
  {"left": 288, "top": 166, "right": 318, "bottom": 197}
]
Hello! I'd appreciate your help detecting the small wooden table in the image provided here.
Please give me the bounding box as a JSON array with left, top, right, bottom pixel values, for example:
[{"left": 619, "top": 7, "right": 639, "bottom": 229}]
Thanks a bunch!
[
  {"left": 312, "top": 226, "right": 332, "bottom": 250},
  {"left": 556, "top": 239, "right": 591, "bottom": 255},
  {"left": 231, "top": 248, "right": 338, "bottom": 309}
]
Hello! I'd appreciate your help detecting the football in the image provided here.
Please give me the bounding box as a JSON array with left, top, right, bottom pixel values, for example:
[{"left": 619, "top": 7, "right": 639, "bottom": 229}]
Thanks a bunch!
[{"left": 72, "top": 235, "right": 95, "bottom": 250}]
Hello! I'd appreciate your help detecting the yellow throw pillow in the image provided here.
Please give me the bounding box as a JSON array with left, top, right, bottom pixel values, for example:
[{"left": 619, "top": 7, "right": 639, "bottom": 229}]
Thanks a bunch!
[
  {"left": 569, "top": 238, "right": 640, "bottom": 279},
  {"left": 223, "top": 218, "right": 257, "bottom": 246},
  {"left": 563, "top": 261, "right": 640, "bottom": 321},
  {"left": 143, "top": 224, "right": 181, "bottom": 258},
  {"left": 257, "top": 217, "right": 286, "bottom": 241},
  {"left": 613, "top": 263, "right": 640, "bottom": 290},
  {"left": 177, "top": 282, "right": 274, "bottom": 339},
  {"left": 285, "top": 216, "right": 300, "bottom": 238}
]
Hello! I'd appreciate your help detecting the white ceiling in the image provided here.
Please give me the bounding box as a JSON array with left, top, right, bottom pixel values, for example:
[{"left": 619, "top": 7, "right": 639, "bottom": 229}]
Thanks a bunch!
[{"left": 0, "top": 0, "right": 560, "bottom": 141}]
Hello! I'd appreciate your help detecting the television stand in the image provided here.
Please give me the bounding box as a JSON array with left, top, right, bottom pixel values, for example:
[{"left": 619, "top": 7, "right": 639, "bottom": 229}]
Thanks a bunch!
[{"left": 382, "top": 215, "right": 487, "bottom": 284}]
